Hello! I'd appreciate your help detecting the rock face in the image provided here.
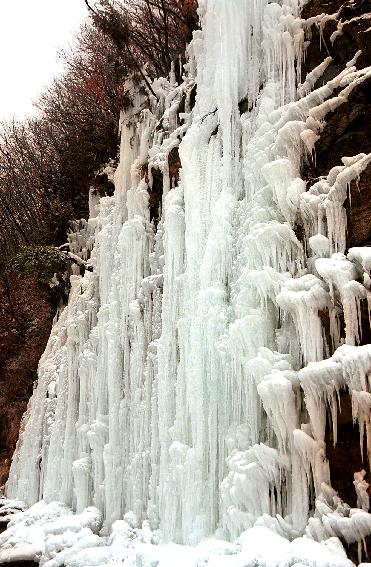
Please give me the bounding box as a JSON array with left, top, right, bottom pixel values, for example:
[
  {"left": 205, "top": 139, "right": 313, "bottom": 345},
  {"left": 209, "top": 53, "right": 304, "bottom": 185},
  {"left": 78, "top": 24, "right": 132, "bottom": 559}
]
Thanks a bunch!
[
  {"left": 302, "top": 1, "right": 371, "bottom": 560},
  {"left": 302, "top": 0, "right": 371, "bottom": 227}
]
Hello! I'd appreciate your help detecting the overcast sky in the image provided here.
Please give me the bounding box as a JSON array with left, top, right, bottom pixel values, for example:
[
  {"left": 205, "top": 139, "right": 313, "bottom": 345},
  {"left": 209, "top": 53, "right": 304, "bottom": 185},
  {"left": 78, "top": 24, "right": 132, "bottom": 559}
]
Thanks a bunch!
[{"left": 0, "top": 0, "right": 89, "bottom": 121}]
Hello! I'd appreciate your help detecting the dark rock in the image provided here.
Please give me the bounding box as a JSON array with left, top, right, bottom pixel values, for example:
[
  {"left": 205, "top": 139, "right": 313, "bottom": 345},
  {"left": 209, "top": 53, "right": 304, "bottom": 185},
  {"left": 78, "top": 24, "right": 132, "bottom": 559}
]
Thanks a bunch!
[
  {"left": 148, "top": 147, "right": 181, "bottom": 230},
  {"left": 312, "top": 78, "right": 371, "bottom": 176},
  {"left": 0, "top": 519, "right": 8, "bottom": 534},
  {"left": 301, "top": 0, "right": 345, "bottom": 19},
  {"left": 332, "top": 11, "right": 371, "bottom": 69},
  {"left": 189, "top": 84, "right": 197, "bottom": 110},
  {"left": 149, "top": 168, "right": 163, "bottom": 228},
  {"left": 178, "top": 93, "right": 186, "bottom": 116},
  {"left": 325, "top": 390, "right": 369, "bottom": 508},
  {"left": 168, "top": 147, "right": 181, "bottom": 186},
  {"left": 301, "top": 0, "right": 371, "bottom": 85},
  {"left": 91, "top": 171, "right": 115, "bottom": 198},
  {"left": 2, "top": 563, "right": 39, "bottom": 567},
  {"left": 338, "top": 0, "right": 371, "bottom": 19},
  {"left": 238, "top": 97, "right": 250, "bottom": 115},
  {"left": 347, "top": 535, "right": 371, "bottom": 565},
  {"left": 302, "top": 1, "right": 371, "bottom": 562},
  {"left": 304, "top": 67, "right": 371, "bottom": 250},
  {"left": 346, "top": 165, "right": 371, "bottom": 248}
]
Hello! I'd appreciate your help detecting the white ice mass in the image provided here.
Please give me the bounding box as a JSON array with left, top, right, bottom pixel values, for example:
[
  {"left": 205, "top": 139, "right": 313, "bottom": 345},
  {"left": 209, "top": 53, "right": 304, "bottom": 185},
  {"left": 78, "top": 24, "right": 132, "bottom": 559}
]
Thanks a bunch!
[{"left": 1, "top": 0, "right": 371, "bottom": 565}]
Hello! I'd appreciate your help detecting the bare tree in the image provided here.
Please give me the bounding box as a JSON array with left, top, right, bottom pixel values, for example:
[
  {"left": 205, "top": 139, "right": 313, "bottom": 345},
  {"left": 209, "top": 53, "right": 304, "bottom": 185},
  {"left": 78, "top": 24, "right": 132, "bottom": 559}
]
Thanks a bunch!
[{"left": 0, "top": 0, "right": 198, "bottom": 258}]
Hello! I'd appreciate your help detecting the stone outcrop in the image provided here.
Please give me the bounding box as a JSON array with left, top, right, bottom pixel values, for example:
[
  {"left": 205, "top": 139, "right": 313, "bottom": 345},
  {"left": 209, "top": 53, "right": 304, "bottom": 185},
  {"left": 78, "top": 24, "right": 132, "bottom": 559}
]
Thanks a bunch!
[{"left": 302, "top": 2, "right": 371, "bottom": 561}]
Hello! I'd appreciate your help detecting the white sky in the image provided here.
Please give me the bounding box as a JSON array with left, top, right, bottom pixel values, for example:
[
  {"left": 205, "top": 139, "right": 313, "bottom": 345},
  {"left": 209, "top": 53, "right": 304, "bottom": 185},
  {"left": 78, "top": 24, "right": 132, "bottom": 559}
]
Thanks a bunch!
[{"left": 0, "top": 0, "right": 90, "bottom": 121}]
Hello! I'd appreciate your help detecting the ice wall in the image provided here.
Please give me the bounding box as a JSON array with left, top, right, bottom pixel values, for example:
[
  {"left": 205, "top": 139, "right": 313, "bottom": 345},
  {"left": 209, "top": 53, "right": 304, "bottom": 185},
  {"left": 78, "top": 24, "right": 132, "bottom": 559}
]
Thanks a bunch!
[{"left": 3, "top": 0, "right": 371, "bottom": 563}]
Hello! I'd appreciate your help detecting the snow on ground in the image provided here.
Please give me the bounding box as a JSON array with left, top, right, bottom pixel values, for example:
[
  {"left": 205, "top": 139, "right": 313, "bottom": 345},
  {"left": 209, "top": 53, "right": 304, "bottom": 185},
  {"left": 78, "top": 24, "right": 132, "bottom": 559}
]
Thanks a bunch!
[{"left": 0, "top": 500, "right": 356, "bottom": 567}]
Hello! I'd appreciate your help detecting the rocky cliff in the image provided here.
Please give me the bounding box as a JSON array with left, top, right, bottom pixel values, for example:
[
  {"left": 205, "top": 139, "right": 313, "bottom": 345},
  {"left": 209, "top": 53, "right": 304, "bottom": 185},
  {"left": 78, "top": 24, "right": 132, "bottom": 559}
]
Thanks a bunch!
[{"left": 301, "top": 1, "right": 371, "bottom": 559}]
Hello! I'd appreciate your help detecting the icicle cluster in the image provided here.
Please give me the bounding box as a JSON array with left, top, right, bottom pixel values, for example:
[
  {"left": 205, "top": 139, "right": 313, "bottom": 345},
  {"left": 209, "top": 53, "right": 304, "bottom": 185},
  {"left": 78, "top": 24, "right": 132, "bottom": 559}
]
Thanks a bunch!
[{"left": 2, "top": 0, "right": 371, "bottom": 565}]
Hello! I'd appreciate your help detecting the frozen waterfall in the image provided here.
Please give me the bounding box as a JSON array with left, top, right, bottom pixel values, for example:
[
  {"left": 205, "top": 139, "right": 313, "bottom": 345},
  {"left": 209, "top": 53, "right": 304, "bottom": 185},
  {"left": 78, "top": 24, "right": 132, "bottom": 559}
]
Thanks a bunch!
[{"left": 1, "top": 0, "right": 371, "bottom": 565}]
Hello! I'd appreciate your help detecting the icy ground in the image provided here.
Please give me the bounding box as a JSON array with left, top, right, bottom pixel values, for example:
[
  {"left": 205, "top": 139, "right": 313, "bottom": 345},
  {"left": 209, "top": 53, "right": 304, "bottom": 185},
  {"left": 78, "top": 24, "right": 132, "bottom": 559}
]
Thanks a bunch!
[{"left": 0, "top": 500, "right": 362, "bottom": 567}]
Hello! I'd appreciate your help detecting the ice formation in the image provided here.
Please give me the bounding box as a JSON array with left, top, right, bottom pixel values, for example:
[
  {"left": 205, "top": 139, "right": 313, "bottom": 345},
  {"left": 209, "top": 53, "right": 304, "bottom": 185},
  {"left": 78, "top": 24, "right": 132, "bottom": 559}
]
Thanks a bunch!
[{"left": 1, "top": 0, "right": 371, "bottom": 566}]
